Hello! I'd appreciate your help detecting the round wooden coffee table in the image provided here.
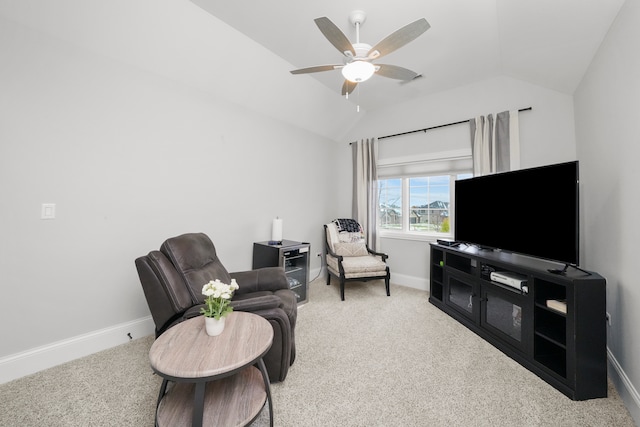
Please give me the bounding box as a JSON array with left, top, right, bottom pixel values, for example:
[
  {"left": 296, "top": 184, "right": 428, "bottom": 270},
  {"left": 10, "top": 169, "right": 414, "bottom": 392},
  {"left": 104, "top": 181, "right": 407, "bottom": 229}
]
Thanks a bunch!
[{"left": 149, "top": 312, "right": 274, "bottom": 427}]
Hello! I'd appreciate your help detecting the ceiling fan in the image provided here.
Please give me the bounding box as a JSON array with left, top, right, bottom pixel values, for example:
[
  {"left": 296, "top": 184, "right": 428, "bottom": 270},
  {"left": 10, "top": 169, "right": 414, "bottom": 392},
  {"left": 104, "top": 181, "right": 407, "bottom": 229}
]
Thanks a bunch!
[{"left": 290, "top": 10, "right": 430, "bottom": 96}]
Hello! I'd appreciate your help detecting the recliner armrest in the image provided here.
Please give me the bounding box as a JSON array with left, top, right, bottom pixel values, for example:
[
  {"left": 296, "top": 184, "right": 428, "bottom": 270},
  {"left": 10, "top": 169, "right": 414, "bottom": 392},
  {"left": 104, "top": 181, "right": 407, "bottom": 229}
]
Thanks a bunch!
[
  {"left": 231, "top": 267, "right": 288, "bottom": 294},
  {"left": 231, "top": 294, "right": 283, "bottom": 312},
  {"left": 168, "top": 298, "right": 283, "bottom": 332}
]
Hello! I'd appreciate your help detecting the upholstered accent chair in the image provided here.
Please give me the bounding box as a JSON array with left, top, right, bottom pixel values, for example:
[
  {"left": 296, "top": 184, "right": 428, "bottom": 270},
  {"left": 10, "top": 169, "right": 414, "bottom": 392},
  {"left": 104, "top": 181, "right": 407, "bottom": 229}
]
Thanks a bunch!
[
  {"left": 324, "top": 219, "right": 390, "bottom": 301},
  {"left": 135, "top": 232, "right": 297, "bottom": 382}
]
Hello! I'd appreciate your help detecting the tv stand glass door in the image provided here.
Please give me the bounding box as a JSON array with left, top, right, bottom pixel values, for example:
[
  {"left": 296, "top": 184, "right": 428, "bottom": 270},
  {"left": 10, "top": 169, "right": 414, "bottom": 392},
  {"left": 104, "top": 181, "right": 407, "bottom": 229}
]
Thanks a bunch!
[
  {"left": 480, "top": 284, "right": 528, "bottom": 352},
  {"left": 447, "top": 275, "right": 475, "bottom": 318}
]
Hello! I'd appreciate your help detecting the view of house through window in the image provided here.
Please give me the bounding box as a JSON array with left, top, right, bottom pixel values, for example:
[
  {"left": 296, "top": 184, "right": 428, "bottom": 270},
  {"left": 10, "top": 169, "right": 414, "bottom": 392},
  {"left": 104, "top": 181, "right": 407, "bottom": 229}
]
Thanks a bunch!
[
  {"left": 379, "top": 178, "right": 402, "bottom": 230},
  {"left": 379, "top": 173, "right": 472, "bottom": 236}
]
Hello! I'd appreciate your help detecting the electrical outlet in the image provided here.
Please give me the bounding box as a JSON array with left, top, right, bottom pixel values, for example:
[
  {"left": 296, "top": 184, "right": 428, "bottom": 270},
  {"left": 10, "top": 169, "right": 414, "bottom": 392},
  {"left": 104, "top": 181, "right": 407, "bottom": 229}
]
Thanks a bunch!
[{"left": 606, "top": 312, "right": 612, "bottom": 326}]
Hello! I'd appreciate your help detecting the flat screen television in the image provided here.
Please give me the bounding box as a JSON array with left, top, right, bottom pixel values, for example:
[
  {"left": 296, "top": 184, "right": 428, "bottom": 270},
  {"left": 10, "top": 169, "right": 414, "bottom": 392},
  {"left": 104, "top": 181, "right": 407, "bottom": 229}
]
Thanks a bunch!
[{"left": 454, "top": 161, "right": 579, "bottom": 265}]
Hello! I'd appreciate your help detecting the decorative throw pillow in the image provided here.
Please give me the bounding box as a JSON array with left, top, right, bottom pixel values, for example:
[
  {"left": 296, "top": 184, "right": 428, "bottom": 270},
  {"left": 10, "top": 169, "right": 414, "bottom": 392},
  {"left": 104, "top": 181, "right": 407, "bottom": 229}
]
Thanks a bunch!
[
  {"left": 338, "top": 231, "right": 365, "bottom": 243},
  {"left": 333, "top": 219, "right": 365, "bottom": 243},
  {"left": 334, "top": 218, "right": 362, "bottom": 233},
  {"left": 333, "top": 242, "right": 368, "bottom": 257}
]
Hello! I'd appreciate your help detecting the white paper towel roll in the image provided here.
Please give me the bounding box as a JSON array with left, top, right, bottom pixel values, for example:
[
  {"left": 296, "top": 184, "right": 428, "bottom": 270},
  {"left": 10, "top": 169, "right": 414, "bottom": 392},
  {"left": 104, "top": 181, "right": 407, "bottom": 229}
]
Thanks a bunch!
[{"left": 272, "top": 217, "right": 283, "bottom": 242}]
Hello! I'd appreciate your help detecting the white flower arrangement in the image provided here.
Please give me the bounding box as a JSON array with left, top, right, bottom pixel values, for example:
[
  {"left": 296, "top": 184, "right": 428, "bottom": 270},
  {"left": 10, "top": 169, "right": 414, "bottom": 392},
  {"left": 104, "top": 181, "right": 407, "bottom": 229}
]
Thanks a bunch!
[{"left": 200, "top": 278, "right": 239, "bottom": 320}]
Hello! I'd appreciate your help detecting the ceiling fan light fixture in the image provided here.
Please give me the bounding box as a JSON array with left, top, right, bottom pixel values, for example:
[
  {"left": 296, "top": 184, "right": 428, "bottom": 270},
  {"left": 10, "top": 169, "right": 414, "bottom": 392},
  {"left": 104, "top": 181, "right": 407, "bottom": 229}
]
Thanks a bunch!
[{"left": 341, "top": 60, "right": 375, "bottom": 83}]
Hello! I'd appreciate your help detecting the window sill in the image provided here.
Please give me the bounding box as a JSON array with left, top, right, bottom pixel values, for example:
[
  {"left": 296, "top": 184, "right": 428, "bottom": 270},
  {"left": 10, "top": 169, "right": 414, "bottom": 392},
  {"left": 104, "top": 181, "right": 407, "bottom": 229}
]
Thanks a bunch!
[{"left": 378, "top": 230, "right": 452, "bottom": 243}]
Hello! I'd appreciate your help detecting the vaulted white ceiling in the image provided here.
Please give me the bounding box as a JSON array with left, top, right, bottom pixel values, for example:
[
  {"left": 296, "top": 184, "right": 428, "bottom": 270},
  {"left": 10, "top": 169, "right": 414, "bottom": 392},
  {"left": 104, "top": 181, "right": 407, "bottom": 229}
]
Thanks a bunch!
[
  {"left": 0, "top": 0, "right": 626, "bottom": 140},
  {"left": 192, "top": 0, "right": 625, "bottom": 111}
]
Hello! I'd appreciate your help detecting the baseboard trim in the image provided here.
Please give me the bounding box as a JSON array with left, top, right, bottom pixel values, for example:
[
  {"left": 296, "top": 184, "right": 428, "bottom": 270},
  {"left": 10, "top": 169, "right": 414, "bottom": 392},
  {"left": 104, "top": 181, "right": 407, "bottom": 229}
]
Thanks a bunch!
[
  {"left": 608, "top": 347, "right": 640, "bottom": 425},
  {"left": 319, "top": 269, "right": 428, "bottom": 292},
  {"left": 391, "top": 273, "right": 429, "bottom": 291},
  {"left": 309, "top": 266, "right": 323, "bottom": 283},
  {"left": 0, "top": 316, "right": 155, "bottom": 384}
]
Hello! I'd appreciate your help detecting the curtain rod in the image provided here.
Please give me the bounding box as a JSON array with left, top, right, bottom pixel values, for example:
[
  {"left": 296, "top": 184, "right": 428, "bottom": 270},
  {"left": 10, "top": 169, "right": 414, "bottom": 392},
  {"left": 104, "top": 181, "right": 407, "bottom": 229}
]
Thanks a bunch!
[{"left": 350, "top": 107, "right": 532, "bottom": 144}]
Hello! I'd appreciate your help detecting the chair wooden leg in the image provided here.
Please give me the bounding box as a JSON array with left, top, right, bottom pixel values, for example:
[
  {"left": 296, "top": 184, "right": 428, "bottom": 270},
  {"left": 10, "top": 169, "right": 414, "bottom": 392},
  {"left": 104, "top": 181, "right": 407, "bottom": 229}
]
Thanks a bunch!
[
  {"left": 326, "top": 272, "right": 331, "bottom": 286},
  {"left": 385, "top": 273, "right": 390, "bottom": 296},
  {"left": 340, "top": 278, "right": 345, "bottom": 301}
]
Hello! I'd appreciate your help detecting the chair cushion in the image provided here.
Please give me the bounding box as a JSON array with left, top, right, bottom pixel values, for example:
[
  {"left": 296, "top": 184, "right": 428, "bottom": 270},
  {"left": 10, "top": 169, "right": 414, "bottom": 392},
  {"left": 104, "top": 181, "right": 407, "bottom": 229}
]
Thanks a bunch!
[
  {"left": 326, "top": 254, "right": 388, "bottom": 278},
  {"left": 341, "top": 255, "right": 387, "bottom": 273},
  {"left": 333, "top": 242, "right": 369, "bottom": 257}
]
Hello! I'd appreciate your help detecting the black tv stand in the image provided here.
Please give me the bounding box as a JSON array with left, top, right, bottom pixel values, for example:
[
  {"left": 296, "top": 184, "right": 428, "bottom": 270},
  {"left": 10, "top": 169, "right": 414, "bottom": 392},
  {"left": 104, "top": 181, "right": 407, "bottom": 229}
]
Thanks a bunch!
[{"left": 429, "top": 243, "right": 606, "bottom": 400}]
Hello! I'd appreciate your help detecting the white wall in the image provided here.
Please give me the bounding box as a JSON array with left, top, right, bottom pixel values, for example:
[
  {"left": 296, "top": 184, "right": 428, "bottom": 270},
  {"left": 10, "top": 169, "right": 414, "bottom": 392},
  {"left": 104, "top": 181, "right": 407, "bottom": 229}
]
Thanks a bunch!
[
  {"left": 574, "top": 0, "right": 640, "bottom": 422},
  {"left": 0, "top": 0, "right": 361, "bottom": 142},
  {"left": 0, "top": 14, "right": 342, "bottom": 380},
  {"left": 344, "top": 76, "right": 578, "bottom": 289}
]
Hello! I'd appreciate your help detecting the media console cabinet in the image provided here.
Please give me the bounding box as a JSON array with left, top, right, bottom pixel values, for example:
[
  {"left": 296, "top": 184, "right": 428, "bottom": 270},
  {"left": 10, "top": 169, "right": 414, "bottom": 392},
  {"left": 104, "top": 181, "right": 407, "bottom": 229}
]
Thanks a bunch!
[{"left": 429, "top": 243, "right": 607, "bottom": 400}]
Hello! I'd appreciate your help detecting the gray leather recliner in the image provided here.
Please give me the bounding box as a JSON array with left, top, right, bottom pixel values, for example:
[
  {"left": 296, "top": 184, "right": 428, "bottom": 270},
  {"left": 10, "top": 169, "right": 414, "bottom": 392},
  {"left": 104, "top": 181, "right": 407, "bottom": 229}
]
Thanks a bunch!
[{"left": 135, "top": 232, "right": 297, "bottom": 382}]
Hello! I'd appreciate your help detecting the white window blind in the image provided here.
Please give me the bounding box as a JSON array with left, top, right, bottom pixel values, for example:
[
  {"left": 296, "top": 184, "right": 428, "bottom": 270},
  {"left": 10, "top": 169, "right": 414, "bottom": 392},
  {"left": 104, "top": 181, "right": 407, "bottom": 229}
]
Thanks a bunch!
[
  {"left": 378, "top": 150, "right": 472, "bottom": 178},
  {"left": 377, "top": 121, "right": 471, "bottom": 177}
]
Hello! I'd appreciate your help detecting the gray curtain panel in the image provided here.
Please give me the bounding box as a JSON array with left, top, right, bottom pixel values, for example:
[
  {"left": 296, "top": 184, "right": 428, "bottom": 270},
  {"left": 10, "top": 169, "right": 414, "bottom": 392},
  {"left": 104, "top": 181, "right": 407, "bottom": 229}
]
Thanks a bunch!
[
  {"left": 352, "top": 137, "right": 379, "bottom": 250},
  {"left": 470, "top": 110, "right": 519, "bottom": 175}
]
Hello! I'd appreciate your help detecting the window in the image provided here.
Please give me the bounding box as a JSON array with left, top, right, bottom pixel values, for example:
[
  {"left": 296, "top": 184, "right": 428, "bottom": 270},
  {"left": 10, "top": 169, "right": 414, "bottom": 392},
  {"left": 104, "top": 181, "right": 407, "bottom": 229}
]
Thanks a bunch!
[
  {"left": 379, "top": 178, "right": 402, "bottom": 230},
  {"left": 377, "top": 138, "right": 473, "bottom": 239},
  {"left": 378, "top": 172, "right": 472, "bottom": 238},
  {"left": 409, "top": 176, "right": 450, "bottom": 232}
]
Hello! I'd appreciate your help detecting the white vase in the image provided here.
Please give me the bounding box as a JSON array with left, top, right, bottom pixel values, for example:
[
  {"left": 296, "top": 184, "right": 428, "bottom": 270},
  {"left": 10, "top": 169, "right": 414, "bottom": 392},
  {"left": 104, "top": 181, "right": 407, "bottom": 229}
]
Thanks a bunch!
[{"left": 204, "top": 316, "right": 226, "bottom": 336}]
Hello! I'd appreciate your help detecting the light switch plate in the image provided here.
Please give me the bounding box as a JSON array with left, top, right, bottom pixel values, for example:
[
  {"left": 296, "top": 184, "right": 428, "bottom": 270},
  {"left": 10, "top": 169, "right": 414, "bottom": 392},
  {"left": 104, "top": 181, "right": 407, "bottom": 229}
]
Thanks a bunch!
[{"left": 41, "top": 203, "right": 56, "bottom": 219}]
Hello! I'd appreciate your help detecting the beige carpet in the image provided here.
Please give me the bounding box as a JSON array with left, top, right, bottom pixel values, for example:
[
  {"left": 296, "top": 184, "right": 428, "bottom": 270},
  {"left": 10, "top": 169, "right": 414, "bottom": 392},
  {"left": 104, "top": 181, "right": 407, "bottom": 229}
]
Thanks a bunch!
[{"left": 0, "top": 278, "right": 635, "bottom": 426}]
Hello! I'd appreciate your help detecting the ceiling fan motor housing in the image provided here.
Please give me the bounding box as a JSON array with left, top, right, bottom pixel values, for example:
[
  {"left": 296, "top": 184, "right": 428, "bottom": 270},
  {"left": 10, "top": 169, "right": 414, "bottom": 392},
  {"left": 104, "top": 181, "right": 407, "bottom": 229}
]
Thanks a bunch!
[{"left": 344, "top": 43, "right": 373, "bottom": 62}]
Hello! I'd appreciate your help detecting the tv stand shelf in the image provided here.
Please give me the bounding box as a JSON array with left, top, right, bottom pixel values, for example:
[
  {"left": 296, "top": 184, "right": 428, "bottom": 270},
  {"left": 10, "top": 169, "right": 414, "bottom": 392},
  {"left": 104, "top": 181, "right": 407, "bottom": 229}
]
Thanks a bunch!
[{"left": 429, "top": 243, "right": 607, "bottom": 400}]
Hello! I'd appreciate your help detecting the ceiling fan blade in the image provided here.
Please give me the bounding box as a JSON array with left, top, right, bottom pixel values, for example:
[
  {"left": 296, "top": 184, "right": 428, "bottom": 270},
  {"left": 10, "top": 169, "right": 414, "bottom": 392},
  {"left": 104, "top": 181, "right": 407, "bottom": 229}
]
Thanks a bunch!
[
  {"left": 399, "top": 74, "right": 423, "bottom": 85},
  {"left": 290, "top": 65, "right": 341, "bottom": 75},
  {"left": 315, "top": 17, "right": 356, "bottom": 57},
  {"left": 367, "top": 18, "right": 430, "bottom": 60},
  {"left": 375, "top": 64, "right": 419, "bottom": 81},
  {"left": 342, "top": 80, "right": 358, "bottom": 95}
]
